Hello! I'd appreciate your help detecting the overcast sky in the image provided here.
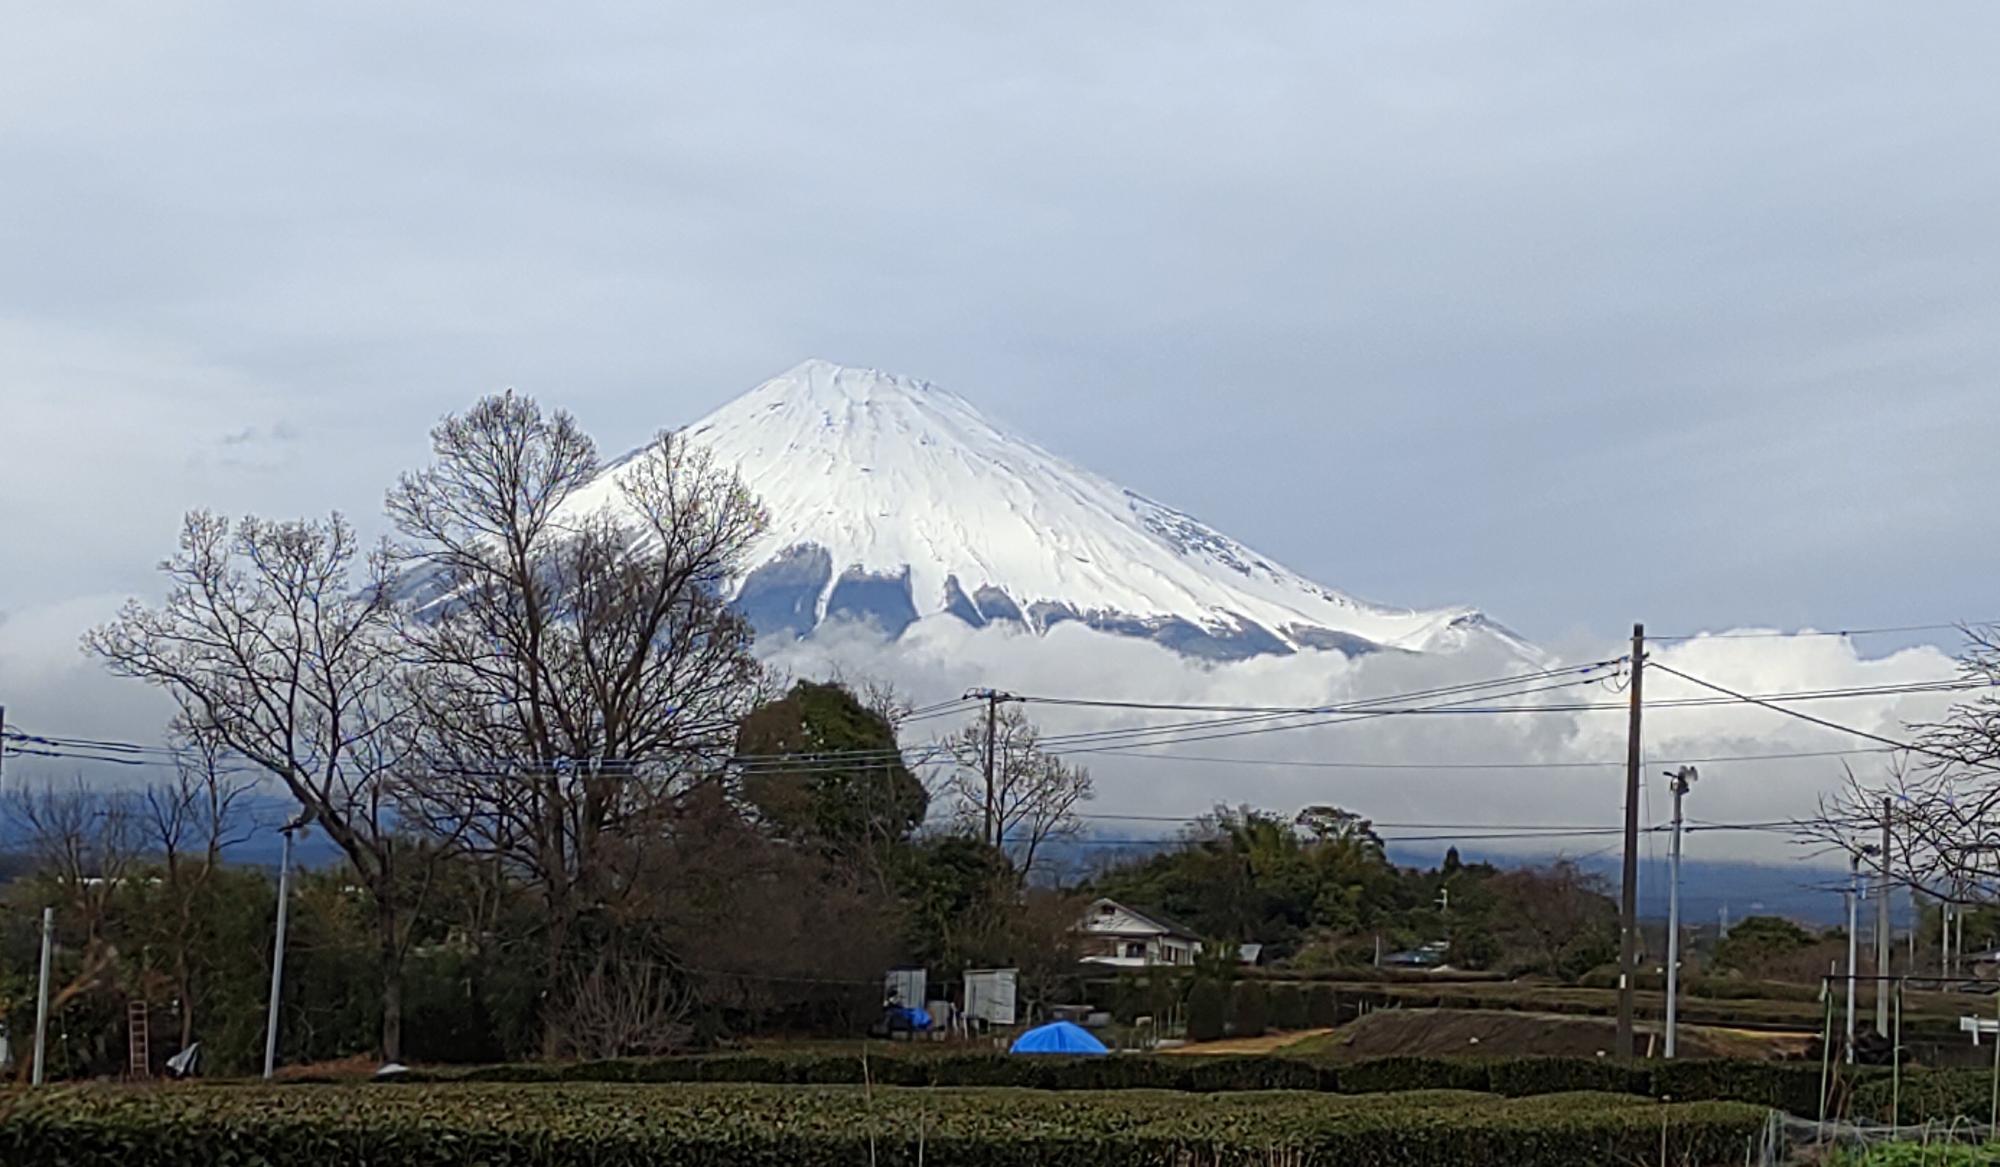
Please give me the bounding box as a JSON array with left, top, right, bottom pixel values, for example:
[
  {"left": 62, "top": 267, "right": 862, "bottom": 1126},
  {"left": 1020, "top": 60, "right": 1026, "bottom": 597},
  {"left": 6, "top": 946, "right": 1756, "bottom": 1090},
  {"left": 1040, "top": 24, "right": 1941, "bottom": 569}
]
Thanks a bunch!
[{"left": 3, "top": 5, "right": 1997, "bottom": 858}]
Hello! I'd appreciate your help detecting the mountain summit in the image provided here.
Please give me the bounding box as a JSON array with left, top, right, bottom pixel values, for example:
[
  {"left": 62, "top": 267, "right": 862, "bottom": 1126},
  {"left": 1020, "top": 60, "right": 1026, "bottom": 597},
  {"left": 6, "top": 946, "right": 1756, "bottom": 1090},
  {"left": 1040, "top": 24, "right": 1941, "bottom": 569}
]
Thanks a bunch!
[{"left": 587, "top": 359, "right": 1520, "bottom": 659}]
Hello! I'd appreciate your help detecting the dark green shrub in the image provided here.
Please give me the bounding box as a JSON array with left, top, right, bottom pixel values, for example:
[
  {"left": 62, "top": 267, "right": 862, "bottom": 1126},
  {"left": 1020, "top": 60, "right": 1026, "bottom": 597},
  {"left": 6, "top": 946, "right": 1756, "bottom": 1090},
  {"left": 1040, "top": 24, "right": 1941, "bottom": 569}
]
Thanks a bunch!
[
  {"left": 1306, "top": 983, "right": 1340, "bottom": 1027},
  {"left": 1338, "top": 1055, "right": 1493, "bottom": 1093},
  {"left": 1179, "top": 1054, "right": 1326, "bottom": 1092},
  {"left": 369, "top": 1047, "right": 1868, "bottom": 1115},
  {"left": 1229, "top": 980, "right": 1268, "bottom": 1037},
  {"left": 1654, "top": 1058, "right": 1848, "bottom": 1117},
  {"left": 1268, "top": 983, "right": 1308, "bottom": 1030},
  {"left": 1853, "top": 1067, "right": 1985, "bottom": 1124},
  {"left": 1487, "top": 1056, "right": 1648, "bottom": 1097},
  {"left": 1186, "top": 978, "right": 1228, "bottom": 1041}
]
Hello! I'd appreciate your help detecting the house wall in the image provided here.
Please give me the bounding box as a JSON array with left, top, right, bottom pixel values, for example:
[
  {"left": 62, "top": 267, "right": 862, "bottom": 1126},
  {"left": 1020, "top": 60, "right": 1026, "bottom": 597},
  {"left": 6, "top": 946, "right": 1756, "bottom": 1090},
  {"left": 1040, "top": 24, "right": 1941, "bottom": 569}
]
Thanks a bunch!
[{"left": 1078, "top": 900, "right": 1201, "bottom": 967}]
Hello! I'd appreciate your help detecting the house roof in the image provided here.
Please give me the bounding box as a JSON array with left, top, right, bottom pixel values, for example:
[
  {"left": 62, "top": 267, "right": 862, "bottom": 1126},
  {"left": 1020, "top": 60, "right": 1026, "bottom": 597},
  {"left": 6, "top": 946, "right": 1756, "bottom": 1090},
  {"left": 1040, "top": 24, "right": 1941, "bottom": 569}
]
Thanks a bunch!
[{"left": 1087, "top": 897, "right": 1201, "bottom": 940}]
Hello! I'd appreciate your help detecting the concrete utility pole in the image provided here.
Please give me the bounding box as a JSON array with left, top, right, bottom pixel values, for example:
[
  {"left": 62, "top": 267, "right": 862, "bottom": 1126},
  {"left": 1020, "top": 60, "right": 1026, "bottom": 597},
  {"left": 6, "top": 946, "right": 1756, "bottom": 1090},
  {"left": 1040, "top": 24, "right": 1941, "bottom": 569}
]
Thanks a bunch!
[
  {"left": 31, "top": 906, "right": 53, "bottom": 1085},
  {"left": 1846, "top": 853, "right": 1863, "bottom": 1062},
  {"left": 1616, "top": 623, "right": 1645, "bottom": 1060},
  {"left": 1877, "top": 798, "right": 1892, "bottom": 1034},
  {"left": 1957, "top": 899, "right": 1966, "bottom": 978},
  {"left": 983, "top": 695, "right": 998, "bottom": 846},
  {"left": 263, "top": 813, "right": 311, "bottom": 1079},
  {"left": 1664, "top": 766, "right": 1696, "bottom": 1059}
]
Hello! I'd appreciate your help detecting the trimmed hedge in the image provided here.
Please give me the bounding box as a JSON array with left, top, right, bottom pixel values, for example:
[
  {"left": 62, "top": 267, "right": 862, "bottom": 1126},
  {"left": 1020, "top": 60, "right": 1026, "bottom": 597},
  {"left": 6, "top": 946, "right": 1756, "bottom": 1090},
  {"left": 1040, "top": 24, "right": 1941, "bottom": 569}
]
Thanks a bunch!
[
  {"left": 1305, "top": 983, "right": 1340, "bottom": 1027},
  {"left": 1186, "top": 979, "right": 1227, "bottom": 1041},
  {"left": 1854, "top": 1068, "right": 2000, "bottom": 1124},
  {"left": 1268, "top": 983, "right": 1308, "bottom": 1030},
  {"left": 0, "top": 1082, "right": 1772, "bottom": 1167},
  {"left": 399, "top": 1048, "right": 1854, "bottom": 1117},
  {"left": 1228, "top": 981, "right": 1268, "bottom": 1037}
]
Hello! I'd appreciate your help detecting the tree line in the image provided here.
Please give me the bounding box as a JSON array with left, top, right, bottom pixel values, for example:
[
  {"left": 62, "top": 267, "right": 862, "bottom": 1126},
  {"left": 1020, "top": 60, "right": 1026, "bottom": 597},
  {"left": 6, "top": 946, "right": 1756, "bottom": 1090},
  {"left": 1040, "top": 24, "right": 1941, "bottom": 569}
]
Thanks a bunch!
[
  {"left": 0, "top": 388, "right": 1666, "bottom": 1077},
  {"left": 1, "top": 391, "right": 1095, "bottom": 1073}
]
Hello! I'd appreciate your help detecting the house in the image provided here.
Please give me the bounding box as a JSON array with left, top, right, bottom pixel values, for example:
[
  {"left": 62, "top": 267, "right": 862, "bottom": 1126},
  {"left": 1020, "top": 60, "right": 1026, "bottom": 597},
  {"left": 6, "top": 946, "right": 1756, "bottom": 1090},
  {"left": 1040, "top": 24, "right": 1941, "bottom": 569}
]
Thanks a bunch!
[{"left": 1077, "top": 898, "right": 1203, "bottom": 968}]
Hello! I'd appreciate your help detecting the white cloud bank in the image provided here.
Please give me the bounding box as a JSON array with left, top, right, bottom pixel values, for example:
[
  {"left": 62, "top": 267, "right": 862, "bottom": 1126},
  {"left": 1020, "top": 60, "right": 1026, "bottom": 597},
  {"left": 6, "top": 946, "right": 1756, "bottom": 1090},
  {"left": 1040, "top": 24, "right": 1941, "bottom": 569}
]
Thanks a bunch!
[
  {"left": 1, "top": 595, "right": 1967, "bottom": 871},
  {"left": 765, "top": 617, "right": 1968, "bottom": 868}
]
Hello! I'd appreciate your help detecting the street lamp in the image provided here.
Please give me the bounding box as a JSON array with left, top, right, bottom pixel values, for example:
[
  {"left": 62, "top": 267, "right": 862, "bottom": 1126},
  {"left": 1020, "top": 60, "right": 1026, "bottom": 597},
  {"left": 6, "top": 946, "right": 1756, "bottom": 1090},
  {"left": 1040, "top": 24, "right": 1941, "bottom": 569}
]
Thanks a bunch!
[
  {"left": 1664, "top": 767, "right": 1697, "bottom": 1059},
  {"left": 1846, "top": 842, "right": 1881, "bottom": 1063},
  {"left": 263, "top": 809, "right": 314, "bottom": 1080}
]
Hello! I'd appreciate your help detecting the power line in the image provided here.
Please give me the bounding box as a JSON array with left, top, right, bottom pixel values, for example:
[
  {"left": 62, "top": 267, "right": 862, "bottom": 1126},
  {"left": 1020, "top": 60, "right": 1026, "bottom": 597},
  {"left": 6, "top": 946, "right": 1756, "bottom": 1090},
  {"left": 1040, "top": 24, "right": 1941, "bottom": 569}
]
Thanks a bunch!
[
  {"left": 1646, "top": 661, "right": 2000, "bottom": 776},
  {"left": 1019, "top": 659, "right": 1623, "bottom": 715},
  {"left": 1651, "top": 621, "right": 1992, "bottom": 643}
]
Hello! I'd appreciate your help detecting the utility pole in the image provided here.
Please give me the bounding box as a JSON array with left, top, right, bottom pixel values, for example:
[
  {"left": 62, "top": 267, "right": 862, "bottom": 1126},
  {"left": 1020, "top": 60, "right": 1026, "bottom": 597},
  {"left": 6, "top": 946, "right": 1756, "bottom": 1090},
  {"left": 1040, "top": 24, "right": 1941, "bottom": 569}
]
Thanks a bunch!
[
  {"left": 1956, "top": 899, "right": 1966, "bottom": 979},
  {"left": 31, "top": 906, "right": 53, "bottom": 1085},
  {"left": 1876, "top": 797, "right": 1892, "bottom": 1034},
  {"left": 963, "top": 689, "right": 1016, "bottom": 847},
  {"left": 1846, "top": 853, "right": 1862, "bottom": 1062},
  {"left": 983, "top": 694, "right": 998, "bottom": 846},
  {"left": 263, "top": 813, "right": 310, "bottom": 1079},
  {"left": 1616, "top": 623, "right": 1645, "bottom": 1059},
  {"left": 1664, "top": 766, "right": 1696, "bottom": 1059},
  {"left": 1943, "top": 899, "right": 1953, "bottom": 979}
]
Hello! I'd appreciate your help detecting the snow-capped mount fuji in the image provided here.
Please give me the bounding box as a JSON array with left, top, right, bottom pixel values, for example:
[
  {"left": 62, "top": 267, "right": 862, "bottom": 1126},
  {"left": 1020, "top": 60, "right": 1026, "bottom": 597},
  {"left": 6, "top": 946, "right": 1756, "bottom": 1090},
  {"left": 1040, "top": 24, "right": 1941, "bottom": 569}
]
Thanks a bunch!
[{"left": 570, "top": 359, "right": 1524, "bottom": 660}]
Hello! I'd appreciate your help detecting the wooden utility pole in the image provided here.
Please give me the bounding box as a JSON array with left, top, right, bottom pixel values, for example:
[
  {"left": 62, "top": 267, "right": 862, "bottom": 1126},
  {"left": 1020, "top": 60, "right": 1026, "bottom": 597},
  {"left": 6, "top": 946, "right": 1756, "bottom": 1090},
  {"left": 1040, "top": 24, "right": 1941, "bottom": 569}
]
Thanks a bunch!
[
  {"left": 1616, "top": 623, "right": 1645, "bottom": 1059},
  {"left": 1877, "top": 796, "right": 1892, "bottom": 1034}
]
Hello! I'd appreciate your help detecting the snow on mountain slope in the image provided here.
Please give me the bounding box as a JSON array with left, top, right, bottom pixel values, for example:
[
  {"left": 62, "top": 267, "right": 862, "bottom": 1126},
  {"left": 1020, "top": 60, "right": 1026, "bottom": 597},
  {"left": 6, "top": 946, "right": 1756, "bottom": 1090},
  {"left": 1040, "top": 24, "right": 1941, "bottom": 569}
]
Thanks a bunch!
[{"left": 566, "top": 359, "right": 1525, "bottom": 660}]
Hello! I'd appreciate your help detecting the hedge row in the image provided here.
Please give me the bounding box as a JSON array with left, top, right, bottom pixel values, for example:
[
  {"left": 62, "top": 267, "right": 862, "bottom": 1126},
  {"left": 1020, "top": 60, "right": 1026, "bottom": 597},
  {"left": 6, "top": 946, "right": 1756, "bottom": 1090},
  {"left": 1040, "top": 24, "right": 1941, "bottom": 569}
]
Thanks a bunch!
[
  {"left": 1854, "top": 1068, "right": 2000, "bottom": 1124},
  {"left": 0, "top": 1082, "right": 1773, "bottom": 1167},
  {"left": 406, "top": 1049, "right": 1847, "bottom": 1113}
]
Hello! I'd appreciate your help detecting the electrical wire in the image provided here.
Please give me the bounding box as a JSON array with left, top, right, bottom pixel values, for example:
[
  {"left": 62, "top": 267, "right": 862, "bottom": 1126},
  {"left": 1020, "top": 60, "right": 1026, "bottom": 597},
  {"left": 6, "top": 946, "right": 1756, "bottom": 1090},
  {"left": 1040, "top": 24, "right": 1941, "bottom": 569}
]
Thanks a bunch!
[
  {"left": 1651, "top": 622, "right": 1993, "bottom": 642},
  {"left": 1646, "top": 661, "right": 2000, "bottom": 776}
]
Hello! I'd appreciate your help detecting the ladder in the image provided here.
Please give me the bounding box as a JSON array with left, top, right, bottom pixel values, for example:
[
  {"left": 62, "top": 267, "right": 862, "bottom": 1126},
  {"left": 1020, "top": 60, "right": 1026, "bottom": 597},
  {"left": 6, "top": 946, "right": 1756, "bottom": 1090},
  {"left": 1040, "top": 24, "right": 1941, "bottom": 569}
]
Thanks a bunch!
[{"left": 126, "top": 1000, "right": 150, "bottom": 1079}]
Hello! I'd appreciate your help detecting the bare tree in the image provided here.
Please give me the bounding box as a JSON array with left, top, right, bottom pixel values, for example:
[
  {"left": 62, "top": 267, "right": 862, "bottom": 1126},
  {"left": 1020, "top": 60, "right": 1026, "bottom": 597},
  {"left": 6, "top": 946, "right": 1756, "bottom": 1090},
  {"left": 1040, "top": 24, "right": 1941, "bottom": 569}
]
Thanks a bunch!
[
  {"left": 943, "top": 706, "right": 1093, "bottom": 882},
  {"left": 549, "top": 952, "right": 693, "bottom": 1059},
  {"left": 5, "top": 778, "right": 143, "bottom": 949},
  {"left": 3, "top": 779, "right": 143, "bottom": 1071},
  {"left": 140, "top": 733, "right": 258, "bottom": 1048},
  {"left": 1486, "top": 859, "right": 1616, "bottom": 976},
  {"left": 144, "top": 732, "right": 258, "bottom": 875},
  {"left": 384, "top": 392, "right": 769, "bottom": 1049},
  {"left": 1805, "top": 627, "right": 2000, "bottom": 912},
  {"left": 84, "top": 511, "right": 438, "bottom": 1059}
]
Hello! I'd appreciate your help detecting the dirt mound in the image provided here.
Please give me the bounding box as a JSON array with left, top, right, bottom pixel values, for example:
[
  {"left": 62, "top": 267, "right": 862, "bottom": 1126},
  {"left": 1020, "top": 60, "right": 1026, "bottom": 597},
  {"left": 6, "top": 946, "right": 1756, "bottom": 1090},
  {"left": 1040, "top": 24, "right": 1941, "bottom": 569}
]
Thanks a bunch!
[{"left": 1293, "top": 1008, "right": 1813, "bottom": 1061}]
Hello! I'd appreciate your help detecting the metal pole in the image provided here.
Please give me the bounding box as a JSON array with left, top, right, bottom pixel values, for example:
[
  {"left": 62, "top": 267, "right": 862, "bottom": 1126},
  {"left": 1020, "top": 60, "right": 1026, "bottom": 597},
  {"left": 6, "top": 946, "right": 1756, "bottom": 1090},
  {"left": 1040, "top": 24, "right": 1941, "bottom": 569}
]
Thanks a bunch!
[
  {"left": 262, "top": 825, "right": 296, "bottom": 1080},
  {"left": 1877, "top": 799, "right": 1892, "bottom": 1035},
  {"left": 1664, "top": 767, "right": 1695, "bottom": 1059},
  {"left": 1817, "top": 985, "right": 1832, "bottom": 1135},
  {"left": 1945, "top": 900, "right": 1954, "bottom": 979},
  {"left": 1616, "top": 623, "right": 1645, "bottom": 1060},
  {"left": 31, "top": 906, "right": 53, "bottom": 1085},
  {"left": 1990, "top": 983, "right": 1999, "bottom": 1132},
  {"left": 1892, "top": 978, "right": 1903, "bottom": 1129},
  {"left": 1845, "top": 854, "right": 1860, "bottom": 1062}
]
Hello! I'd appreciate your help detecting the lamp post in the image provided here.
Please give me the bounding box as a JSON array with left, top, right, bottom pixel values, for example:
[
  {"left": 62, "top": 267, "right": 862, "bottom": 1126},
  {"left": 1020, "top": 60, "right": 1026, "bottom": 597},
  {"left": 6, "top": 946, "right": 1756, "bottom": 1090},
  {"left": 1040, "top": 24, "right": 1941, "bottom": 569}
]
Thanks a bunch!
[
  {"left": 1663, "top": 767, "right": 1697, "bottom": 1059},
  {"left": 262, "top": 810, "right": 313, "bottom": 1080},
  {"left": 1844, "top": 844, "right": 1881, "bottom": 1063}
]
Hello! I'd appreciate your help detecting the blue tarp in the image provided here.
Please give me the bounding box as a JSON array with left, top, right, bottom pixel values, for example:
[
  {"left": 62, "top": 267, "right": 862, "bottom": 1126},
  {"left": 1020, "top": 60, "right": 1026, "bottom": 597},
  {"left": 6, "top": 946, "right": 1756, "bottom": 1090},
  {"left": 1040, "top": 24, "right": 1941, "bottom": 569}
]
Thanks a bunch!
[{"left": 1008, "top": 1021, "right": 1109, "bottom": 1055}]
